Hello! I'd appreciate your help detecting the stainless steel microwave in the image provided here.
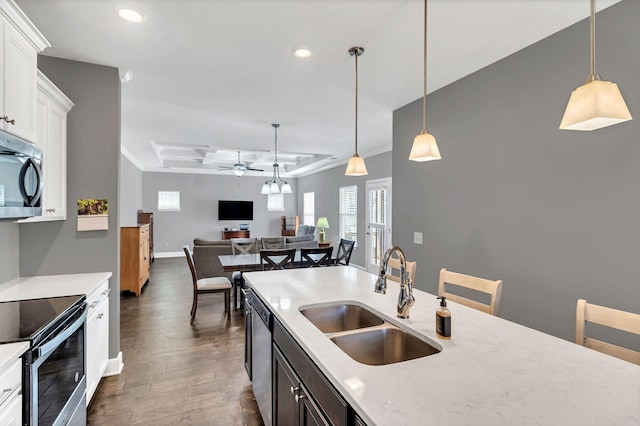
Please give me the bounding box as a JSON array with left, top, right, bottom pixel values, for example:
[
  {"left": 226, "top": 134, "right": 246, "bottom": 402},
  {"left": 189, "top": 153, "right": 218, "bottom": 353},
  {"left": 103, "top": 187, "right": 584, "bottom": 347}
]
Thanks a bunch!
[{"left": 0, "top": 134, "right": 43, "bottom": 219}]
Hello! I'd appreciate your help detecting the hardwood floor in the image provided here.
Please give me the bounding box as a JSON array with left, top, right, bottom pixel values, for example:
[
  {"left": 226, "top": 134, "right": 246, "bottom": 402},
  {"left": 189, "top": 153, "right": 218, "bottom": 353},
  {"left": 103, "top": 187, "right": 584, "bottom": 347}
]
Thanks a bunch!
[{"left": 87, "top": 257, "right": 264, "bottom": 426}]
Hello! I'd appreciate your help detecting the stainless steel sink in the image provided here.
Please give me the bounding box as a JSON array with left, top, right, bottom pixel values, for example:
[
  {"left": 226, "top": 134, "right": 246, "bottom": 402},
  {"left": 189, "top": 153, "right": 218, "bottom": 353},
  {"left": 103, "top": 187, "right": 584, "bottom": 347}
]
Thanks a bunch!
[
  {"left": 300, "top": 304, "right": 385, "bottom": 333},
  {"left": 300, "top": 303, "right": 441, "bottom": 365},
  {"left": 330, "top": 327, "right": 441, "bottom": 366}
]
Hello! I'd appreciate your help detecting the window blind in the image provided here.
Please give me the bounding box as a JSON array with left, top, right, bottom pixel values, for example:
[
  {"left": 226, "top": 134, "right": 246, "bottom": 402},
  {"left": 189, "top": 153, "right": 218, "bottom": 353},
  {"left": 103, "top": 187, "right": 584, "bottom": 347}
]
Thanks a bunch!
[
  {"left": 267, "top": 193, "right": 285, "bottom": 211},
  {"left": 303, "top": 192, "right": 315, "bottom": 225},
  {"left": 339, "top": 185, "right": 357, "bottom": 243},
  {"left": 157, "top": 191, "right": 181, "bottom": 211}
]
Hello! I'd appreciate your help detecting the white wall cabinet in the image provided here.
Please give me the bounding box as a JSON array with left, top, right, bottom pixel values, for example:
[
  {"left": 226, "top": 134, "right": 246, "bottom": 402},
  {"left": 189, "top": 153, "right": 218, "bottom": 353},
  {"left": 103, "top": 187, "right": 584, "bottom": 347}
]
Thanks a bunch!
[
  {"left": 30, "top": 71, "right": 72, "bottom": 220},
  {"left": 86, "top": 279, "right": 110, "bottom": 405},
  {"left": 0, "top": 0, "right": 50, "bottom": 143}
]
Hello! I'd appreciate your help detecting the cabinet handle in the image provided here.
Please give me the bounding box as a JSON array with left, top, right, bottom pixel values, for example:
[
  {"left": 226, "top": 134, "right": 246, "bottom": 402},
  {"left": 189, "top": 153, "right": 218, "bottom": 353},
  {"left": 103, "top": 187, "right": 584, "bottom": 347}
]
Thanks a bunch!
[
  {"left": 290, "top": 386, "right": 299, "bottom": 395},
  {"left": 97, "top": 313, "right": 104, "bottom": 319},
  {"left": 0, "top": 115, "right": 15, "bottom": 125},
  {"left": 102, "top": 288, "right": 111, "bottom": 296},
  {"left": 46, "top": 208, "right": 56, "bottom": 213},
  {"left": 294, "top": 393, "right": 306, "bottom": 403},
  {"left": 90, "top": 301, "right": 99, "bottom": 309}
]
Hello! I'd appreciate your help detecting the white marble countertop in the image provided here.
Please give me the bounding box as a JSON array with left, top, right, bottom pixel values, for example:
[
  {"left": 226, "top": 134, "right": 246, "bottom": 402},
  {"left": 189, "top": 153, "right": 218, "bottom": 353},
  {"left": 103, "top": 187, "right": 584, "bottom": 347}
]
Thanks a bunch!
[
  {"left": 0, "top": 272, "right": 112, "bottom": 302},
  {"left": 244, "top": 266, "right": 640, "bottom": 426},
  {"left": 0, "top": 272, "right": 112, "bottom": 370}
]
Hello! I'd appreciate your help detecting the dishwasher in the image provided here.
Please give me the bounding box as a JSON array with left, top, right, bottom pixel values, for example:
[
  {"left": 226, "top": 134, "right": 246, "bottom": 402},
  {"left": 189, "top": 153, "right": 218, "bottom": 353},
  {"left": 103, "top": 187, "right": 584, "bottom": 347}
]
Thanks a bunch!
[{"left": 251, "top": 291, "right": 272, "bottom": 426}]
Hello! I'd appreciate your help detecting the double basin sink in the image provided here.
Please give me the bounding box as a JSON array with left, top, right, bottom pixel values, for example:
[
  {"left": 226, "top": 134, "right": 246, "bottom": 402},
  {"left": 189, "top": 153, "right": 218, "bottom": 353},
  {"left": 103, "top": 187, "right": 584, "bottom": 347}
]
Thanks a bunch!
[{"left": 300, "top": 303, "right": 441, "bottom": 366}]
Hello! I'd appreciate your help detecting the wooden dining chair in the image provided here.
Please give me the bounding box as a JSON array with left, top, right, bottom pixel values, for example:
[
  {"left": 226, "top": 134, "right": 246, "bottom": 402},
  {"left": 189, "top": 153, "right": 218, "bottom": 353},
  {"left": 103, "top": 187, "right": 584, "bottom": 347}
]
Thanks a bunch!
[
  {"left": 385, "top": 257, "right": 417, "bottom": 285},
  {"left": 230, "top": 238, "right": 257, "bottom": 309},
  {"left": 261, "top": 237, "right": 286, "bottom": 250},
  {"left": 301, "top": 247, "right": 334, "bottom": 267},
  {"left": 183, "top": 244, "right": 232, "bottom": 323},
  {"left": 260, "top": 249, "right": 296, "bottom": 271},
  {"left": 334, "top": 239, "right": 355, "bottom": 266},
  {"left": 576, "top": 299, "right": 640, "bottom": 365},
  {"left": 438, "top": 268, "right": 503, "bottom": 316}
]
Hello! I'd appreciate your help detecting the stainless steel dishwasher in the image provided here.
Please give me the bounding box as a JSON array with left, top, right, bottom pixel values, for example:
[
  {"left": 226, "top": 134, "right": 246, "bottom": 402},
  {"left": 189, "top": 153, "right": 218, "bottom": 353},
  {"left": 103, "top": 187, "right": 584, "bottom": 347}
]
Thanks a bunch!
[{"left": 251, "top": 291, "right": 272, "bottom": 426}]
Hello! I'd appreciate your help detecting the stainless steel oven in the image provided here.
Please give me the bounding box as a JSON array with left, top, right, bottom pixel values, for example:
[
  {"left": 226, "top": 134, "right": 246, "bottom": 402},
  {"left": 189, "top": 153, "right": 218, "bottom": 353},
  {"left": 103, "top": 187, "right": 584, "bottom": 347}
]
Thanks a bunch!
[{"left": 0, "top": 295, "right": 87, "bottom": 426}]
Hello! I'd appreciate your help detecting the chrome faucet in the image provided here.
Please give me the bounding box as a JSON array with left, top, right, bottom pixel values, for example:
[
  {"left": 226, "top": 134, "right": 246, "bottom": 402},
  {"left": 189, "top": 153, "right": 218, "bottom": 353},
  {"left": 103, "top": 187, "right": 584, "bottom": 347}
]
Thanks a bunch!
[{"left": 374, "top": 245, "right": 415, "bottom": 319}]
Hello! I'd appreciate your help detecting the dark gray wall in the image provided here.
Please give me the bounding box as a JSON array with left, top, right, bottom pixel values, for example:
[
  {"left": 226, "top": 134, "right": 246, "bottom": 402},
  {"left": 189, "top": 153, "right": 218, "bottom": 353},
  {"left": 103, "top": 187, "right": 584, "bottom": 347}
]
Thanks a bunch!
[
  {"left": 297, "top": 151, "right": 392, "bottom": 268},
  {"left": 120, "top": 155, "right": 143, "bottom": 227},
  {"left": 393, "top": 0, "right": 639, "bottom": 345},
  {"left": 19, "top": 57, "right": 121, "bottom": 358},
  {"left": 142, "top": 172, "right": 298, "bottom": 253},
  {"left": 0, "top": 222, "right": 19, "bottom": 283}
]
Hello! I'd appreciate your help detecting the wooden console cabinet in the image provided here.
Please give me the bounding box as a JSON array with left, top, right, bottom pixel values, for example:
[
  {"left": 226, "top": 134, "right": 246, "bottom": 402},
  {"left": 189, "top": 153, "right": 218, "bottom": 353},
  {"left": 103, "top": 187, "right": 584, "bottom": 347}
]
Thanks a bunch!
[
  {"left": 137, "top": 210, "right": 154, "bottom": 262},
  {"left": 120, "top": 224, "right": 150, "bottom": 296},
  {"left": 222, "top": 230, "right": 250, "bottom": 240}
]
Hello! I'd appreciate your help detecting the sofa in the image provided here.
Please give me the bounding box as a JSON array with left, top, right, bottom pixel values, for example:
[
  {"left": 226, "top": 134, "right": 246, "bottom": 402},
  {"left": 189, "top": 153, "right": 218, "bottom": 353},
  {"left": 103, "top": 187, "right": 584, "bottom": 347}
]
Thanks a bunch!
[{"left": 192, "top": 235, "right": 319, "bottom": 279}]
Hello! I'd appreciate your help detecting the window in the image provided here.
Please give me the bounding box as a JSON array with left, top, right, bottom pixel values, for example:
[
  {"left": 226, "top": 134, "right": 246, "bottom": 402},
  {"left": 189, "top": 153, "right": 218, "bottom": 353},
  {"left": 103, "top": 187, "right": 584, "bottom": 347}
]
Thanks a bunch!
[
  {"left": 157, "top": 191, "right": 180, "bottom": 211},
  {"left": 339, "top": 185, "right": 357, "bottom": 244},
  {"left": 303, "top": 192, "right": 315, "bottom": 225},
  {"left": 267, "top": 193, "right": 285, "bottom": 211}
]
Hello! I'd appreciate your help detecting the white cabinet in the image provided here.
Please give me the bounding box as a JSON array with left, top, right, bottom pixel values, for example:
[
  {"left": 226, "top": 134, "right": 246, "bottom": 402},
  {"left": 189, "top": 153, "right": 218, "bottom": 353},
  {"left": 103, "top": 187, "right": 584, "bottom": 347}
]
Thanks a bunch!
[
  {"left": 30, "top": 71, "right": 72, "bottom": 220},
  {"left": 0, "top": 0, "right": 50, "bottom": 143},
  {"left": 0, "top": 355, "right": 21, "bottom": 426},
  {"left": 86, "top": 279, "right": 110, "bottom": 405}
]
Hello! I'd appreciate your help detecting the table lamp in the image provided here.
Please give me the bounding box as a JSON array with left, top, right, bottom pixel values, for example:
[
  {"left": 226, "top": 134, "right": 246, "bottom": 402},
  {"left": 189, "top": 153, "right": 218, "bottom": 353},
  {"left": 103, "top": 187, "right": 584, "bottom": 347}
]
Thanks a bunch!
[{"left": 316, "top": 217, "right": 330, "bottom": 243}]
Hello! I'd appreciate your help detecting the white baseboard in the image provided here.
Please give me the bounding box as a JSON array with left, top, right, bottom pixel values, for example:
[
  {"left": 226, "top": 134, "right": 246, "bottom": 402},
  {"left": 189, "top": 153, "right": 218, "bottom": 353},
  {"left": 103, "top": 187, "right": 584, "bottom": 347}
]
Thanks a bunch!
[
  {"left": 155, "top": 251, "right": 184, "bottom": 258},
  {"left": 349, "top": 263, "right": 366, "bottom": 271},
  {"left": 104, "top": 351, "right": 123, "bottom": 376}
]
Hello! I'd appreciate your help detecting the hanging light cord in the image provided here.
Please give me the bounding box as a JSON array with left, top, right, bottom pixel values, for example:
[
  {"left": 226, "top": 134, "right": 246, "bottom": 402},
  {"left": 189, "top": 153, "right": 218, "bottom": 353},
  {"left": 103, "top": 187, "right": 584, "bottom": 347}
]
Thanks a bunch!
[
  {"left": 354, "top": 50, "right": 359, "bottom": 156},
  {"left": 422, "top": 0, "right": 428, "bottom": 132},
  {"left": 590, "top": 0, "right": 596, "bottom": 79}
]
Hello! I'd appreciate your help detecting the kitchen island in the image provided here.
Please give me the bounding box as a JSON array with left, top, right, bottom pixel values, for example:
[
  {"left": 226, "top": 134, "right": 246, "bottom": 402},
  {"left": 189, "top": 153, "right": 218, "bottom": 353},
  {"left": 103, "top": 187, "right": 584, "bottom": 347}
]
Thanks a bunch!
[{"left": 244, "top": 266, "right": 639, "bottom": 425}]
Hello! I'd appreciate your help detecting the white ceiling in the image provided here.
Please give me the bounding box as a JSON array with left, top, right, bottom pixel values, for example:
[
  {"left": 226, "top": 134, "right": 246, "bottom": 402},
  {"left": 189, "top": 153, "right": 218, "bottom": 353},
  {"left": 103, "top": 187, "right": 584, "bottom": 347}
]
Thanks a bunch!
[{"left": 16, "top": 0, "right": 620, "bottom": 177}]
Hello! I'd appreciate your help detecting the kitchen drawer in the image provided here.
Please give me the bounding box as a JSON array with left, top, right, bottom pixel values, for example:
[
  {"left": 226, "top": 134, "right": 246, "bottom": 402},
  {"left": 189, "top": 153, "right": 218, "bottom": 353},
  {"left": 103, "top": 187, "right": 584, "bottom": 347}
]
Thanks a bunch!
[
  {"left": 0, "top": 357, "right": 21, "bottom": 409},
  {"left": 0, "top": 391, "right": 21, "bottom": 426},
  {"left": 87, "top": 280, "right": 110, "bottom": 314}
]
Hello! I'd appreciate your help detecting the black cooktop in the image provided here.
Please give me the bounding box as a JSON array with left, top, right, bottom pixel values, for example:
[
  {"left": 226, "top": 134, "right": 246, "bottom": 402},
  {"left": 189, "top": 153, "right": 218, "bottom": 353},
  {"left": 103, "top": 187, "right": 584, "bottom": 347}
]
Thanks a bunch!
[{"left": 0, "top": 295, "right": 85, "bottom": 345}]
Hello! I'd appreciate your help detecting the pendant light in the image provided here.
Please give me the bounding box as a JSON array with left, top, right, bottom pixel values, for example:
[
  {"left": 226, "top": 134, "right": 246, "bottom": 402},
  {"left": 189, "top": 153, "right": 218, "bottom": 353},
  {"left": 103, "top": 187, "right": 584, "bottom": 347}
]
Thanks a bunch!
[
  {"left": 261, "top": 123, "right": 292, "bottom": 195},
  {"left": 345, "top": 46, "right": 368, "bottom": 176},
  {"left": 409, "top": 0, "right": 441, "bottom": 162},
  {"left": 560, "top": 0, "right": 632, "bottom": 131}
]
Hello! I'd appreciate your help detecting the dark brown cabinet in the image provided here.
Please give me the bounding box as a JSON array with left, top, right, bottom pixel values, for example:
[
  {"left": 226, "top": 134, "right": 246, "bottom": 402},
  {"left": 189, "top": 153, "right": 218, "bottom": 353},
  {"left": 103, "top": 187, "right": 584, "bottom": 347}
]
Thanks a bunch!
[
  {"left": 273, "top": 346, "right": 300, "bottom": 425},
  {"left": 222, "top": 230, "right": 250, "bottom": 240}
]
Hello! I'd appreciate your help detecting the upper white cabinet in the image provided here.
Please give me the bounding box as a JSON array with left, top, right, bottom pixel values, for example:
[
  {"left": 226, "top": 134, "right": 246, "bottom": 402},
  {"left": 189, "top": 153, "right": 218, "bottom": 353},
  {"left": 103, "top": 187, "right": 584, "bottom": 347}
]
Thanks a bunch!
[
  {"left": 0, "top": 0, "right": 50, "bottom": 143},
  {"left": 32, "top": 71, "right": 73, "bottom": 220}
]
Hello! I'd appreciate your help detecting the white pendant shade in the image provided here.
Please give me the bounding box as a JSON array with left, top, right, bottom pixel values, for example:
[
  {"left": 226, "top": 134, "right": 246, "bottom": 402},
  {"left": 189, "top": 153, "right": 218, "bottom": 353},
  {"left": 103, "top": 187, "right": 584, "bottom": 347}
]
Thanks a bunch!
[
  {"left": 270, "top": 182, "right": 280, "bottom": 194},
  {"left": 409, "top": 131, "right": 441, "bottom": 162},
  {"left": 345, "top": 154, "right": 368, "bottom": 176},
  {"left": 560, "top": 80, "right": 632, "bottom": 131},
  {"left": 281, "top": 182, "right": 292, "bottom": 194},
  {"left": 261, "top": 182, "right": 270, "bottom": 194}
]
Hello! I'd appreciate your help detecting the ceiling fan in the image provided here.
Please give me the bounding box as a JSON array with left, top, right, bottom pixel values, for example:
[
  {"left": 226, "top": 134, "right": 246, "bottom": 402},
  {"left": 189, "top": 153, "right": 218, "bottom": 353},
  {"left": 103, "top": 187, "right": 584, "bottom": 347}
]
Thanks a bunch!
[{"left": 218, "top": 151, "right": 263, "bottom": 176}]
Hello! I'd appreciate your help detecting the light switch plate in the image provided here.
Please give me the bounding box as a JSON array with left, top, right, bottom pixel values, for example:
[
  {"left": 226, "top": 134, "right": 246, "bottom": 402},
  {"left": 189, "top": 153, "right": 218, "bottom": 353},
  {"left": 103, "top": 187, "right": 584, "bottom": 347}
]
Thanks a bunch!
[{"left": 414, "top": 232, "right": 423, "bottom": 244}]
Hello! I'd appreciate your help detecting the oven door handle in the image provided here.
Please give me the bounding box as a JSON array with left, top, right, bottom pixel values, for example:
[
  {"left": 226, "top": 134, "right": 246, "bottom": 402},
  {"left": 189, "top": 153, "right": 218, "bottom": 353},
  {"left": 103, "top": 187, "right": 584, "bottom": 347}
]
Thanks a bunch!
[{"left": 37, "top": 307, "right": 87, "bottom": 360}]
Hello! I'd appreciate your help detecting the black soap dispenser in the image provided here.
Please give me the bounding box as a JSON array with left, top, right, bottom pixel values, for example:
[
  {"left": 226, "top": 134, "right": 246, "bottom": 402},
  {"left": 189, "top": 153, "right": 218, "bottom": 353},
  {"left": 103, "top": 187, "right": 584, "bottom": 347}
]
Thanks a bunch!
[{"left": 436, "top": 296, "right": 451, "bottom": 339}]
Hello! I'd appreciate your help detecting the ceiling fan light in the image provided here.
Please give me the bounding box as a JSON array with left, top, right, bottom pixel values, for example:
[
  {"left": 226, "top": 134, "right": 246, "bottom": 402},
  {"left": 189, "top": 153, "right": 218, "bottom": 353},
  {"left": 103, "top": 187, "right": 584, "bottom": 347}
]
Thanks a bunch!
[
  {"left": 560, "top": 80, "right": 632, "bottom": 131},
  {"left": 233, "top": 168, "right": 245, "bottom": 177},
  {"left": 270, "top": 182, "right": 280, "bottom": 194},
  {"left": 345, "top": 154, "right": 368, "bottom": 176},
  {"left": 409, "top": 131, "right": 441, "bottom": 162},
  {"left": 281, "top": 182, "right": 293, "bottom": 194},
  {"left": 261, "top": 182, "right": 271, "bottom": 194}
]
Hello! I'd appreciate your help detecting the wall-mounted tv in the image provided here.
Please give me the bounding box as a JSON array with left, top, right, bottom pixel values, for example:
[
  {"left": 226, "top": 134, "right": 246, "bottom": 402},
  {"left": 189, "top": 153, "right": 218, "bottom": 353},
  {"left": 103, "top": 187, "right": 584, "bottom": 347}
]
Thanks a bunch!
[{"left": 218, "top": 200, "right": 253, "bottom": 221}]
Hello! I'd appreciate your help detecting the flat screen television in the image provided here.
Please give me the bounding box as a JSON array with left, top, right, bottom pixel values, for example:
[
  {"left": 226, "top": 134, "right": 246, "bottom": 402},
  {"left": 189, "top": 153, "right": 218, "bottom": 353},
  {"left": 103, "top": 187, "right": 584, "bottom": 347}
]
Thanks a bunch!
[{"left": 218, "top": 200, "right": 253, "bottom": 221}]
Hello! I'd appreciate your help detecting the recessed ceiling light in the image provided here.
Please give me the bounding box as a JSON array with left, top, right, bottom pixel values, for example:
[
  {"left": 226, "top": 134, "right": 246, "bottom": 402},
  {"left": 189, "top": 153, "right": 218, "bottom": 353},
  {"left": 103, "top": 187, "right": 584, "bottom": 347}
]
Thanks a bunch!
[
  {"left": 293, "top": 47, "right": 312, "bottom": 59},
  {"left": 118, "top": 8, "right": 145, "bottom": 23}
]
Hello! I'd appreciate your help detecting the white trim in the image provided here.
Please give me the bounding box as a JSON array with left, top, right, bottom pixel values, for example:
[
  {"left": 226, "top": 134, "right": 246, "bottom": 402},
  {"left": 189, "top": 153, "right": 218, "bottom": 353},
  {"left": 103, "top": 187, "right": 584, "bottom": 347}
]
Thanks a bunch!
[
  {"left": 37, "top": 71, "right": 74, "bottom": 111},
  {"left": 349, "top": 263, "right": 366, "bottom": 271},
  {"left": 121, "top": 146, "right": 145, "bottom": 171},
  {"left": 103, "top": 351, "right": 123, "bottom": 376},
  {"left": 0, "top": 0, "right": 51, "bottom": 51},
  {"left": 155, "top": 251, "right": 184, "bottom": 258}
]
